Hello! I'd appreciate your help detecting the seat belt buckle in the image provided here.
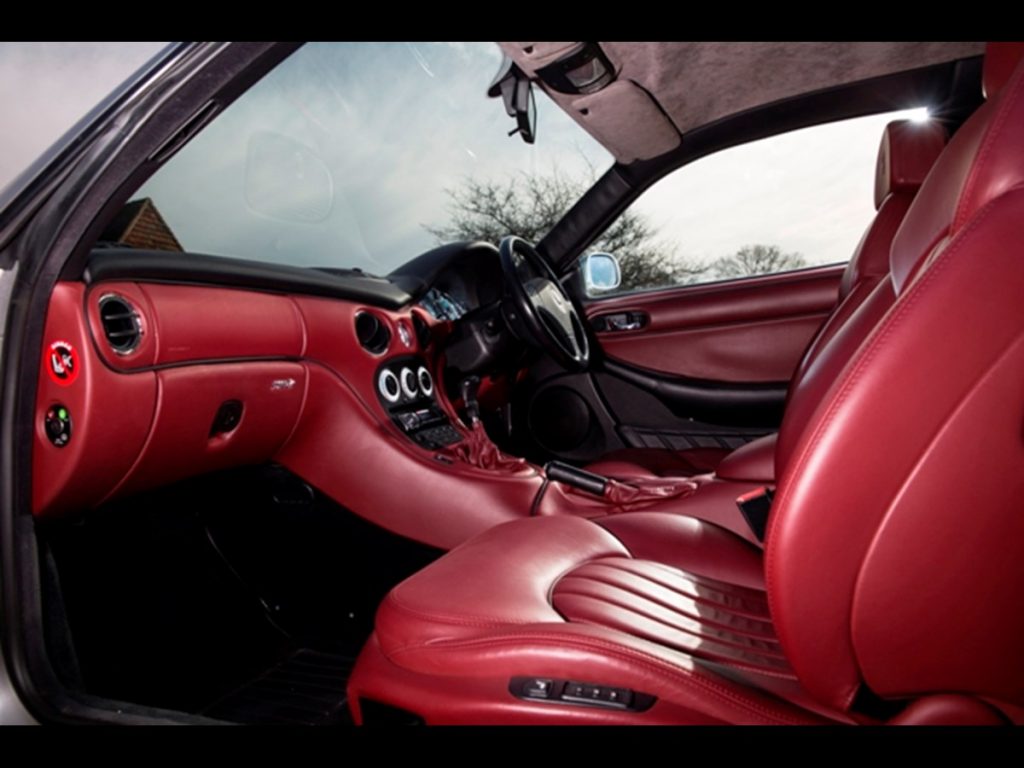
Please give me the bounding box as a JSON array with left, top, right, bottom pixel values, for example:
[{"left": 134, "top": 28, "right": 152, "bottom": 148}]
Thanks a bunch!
[{"left": 736, "top": 486, "right": 774, "bottom": 542}]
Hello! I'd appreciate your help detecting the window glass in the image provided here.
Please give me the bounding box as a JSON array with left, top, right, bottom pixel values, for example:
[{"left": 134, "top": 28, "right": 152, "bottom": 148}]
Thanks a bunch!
[
  {"left": 585, "top": 108, "right": 930, "bottom": 297},
  {"left": 111, "top": 42, "right": 611, "bottom": 276}
]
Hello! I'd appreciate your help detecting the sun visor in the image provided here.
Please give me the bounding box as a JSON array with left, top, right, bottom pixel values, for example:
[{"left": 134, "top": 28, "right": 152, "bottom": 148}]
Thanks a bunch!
[{"left": 499, "top": 42, "right": 680, "bottom": 164}]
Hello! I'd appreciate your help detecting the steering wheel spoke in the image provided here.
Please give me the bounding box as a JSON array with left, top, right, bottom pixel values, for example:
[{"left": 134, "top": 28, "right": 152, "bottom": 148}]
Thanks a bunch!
[{"left": 537, "top": 307, "right": 576, "bottom": 355}]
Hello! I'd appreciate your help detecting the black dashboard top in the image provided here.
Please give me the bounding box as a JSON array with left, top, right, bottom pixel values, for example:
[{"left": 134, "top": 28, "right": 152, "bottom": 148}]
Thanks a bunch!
[
  {"left": 86, "top": 248, "right": 411, "bottom": 308},
  {"left": 389, "top": 241, "right": 504, "bottom": 309},
  {"left": 85, "top": 240, "right": 504, "bottom": 317}
]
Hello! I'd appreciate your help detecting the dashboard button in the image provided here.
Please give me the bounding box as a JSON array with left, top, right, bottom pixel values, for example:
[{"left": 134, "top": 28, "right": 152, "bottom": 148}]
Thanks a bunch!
[
  {"left": 523, "top": 678, "right": 555, "bottom": 699},
  {"left": 44, "top": 404, "right": 73, "bottom": 447}
]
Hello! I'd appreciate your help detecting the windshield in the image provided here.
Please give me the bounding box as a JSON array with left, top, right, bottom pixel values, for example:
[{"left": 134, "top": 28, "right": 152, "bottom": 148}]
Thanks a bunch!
[{"left": 117, "top": 42, "right": 611, "bottom": 275}]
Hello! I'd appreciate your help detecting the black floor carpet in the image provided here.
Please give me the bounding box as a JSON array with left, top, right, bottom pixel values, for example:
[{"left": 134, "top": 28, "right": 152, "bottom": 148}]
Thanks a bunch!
[
  {"left": 204, "top": 649, "right": 354, "bottom": 725},
  {"left": 39, "top": 464, "right": 441, "bottom": 722}
]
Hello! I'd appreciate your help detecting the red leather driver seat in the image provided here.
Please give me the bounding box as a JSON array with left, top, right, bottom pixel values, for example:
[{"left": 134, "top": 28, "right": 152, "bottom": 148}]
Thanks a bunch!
[
  {"left": 347, "top": 45, "right": 1024, "bottom": 725},
  {"left": 586, "top": 117, "right": 947, "bottom": 481}
]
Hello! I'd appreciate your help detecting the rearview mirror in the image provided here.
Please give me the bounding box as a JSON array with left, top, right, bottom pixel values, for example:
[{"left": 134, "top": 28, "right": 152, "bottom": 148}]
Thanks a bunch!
[
  {"left": 583, "top": 252, "right": 621, "bottom": 293},
  {"left": 488, "top": 56, "right": 537, "bottom": 144}
]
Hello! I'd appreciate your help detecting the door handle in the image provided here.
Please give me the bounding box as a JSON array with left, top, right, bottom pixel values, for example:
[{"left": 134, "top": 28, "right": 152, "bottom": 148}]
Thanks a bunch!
[{"left": 591, "top": 311, "right": 648, "bottom": 333}]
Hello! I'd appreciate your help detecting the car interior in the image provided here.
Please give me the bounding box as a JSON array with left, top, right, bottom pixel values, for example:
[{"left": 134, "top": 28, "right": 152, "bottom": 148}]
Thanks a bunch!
[{"left": 5, "top": 41, "right": 1024, "bottom": 725}]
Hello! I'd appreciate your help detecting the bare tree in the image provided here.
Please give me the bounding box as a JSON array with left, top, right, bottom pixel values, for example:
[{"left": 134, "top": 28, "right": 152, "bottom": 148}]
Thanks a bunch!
[
  {"left": 710, "top": 244, "right": 806, "bottom": 280},
  {"left": 598, "top": 209, "right": 712, "bottom": 291},
  {"left": 426, "top": 168, "right": 708, "bottom": 292},
  {"left": 426, "top": 170, "right": 810, "bottom": 292}
]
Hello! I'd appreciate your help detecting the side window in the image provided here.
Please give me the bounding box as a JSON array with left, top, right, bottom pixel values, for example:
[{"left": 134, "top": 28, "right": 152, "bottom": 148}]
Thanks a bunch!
[{"left": 584, "top": 108, "right": 928, "bottom": 297}]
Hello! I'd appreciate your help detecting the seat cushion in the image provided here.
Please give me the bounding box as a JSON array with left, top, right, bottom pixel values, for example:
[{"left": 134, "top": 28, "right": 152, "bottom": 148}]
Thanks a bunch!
[
  {"left": 353, "top": 514, "right": 841, "bottom": 725},
  {"left": 714, "top": 433, "right": 777, "bottom": 483}
]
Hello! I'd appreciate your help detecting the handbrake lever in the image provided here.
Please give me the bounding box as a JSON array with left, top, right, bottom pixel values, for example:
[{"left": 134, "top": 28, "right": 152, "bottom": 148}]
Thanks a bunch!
[{"left": 544, "top": 461, "right": 609, "bottom": 497}]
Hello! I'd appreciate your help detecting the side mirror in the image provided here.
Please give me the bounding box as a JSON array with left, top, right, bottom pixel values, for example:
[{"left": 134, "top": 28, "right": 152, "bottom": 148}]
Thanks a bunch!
[{"left": 582, "top": 252, "right": 621, "bottom": 293}]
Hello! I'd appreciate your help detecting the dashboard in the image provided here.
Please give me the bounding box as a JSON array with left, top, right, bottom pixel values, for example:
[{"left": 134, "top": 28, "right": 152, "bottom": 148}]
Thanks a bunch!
[{"left": 32, "top": 242, "right": 539, "bottom": 549}]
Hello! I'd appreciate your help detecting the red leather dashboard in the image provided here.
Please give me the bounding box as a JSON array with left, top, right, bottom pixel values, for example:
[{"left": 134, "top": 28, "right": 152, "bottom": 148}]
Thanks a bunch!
[
  {"left": 34, "top": 279, "right": 543, "bottom": 548},
  {"left": 35, "top": 277, "right": 787, "bottom": 550},
  {"left": 83, "top": 281, "right": 306, "bottom": 370}
]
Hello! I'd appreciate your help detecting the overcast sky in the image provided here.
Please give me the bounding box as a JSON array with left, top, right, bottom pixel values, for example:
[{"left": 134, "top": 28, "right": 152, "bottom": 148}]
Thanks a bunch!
[
  {"left": 0, "top": 42, "right": 927, "bottom": 279},
  {"left": 631, "top": 106, "right": 926, "bottom": 271},
  {"left": 0, "top": 42, "right": 168, "bottom": 189}
]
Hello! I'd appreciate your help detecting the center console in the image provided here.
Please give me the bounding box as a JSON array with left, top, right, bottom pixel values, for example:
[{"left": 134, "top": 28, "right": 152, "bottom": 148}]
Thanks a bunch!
[{"left": 375, "top": 356, "right": 463, "bottom": 449}]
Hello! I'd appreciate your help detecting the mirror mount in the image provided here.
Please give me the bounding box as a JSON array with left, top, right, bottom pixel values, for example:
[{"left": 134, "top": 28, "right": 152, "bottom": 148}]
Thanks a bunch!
[{"left": 488, "top": 56, "right": 537, "bottom": 144}]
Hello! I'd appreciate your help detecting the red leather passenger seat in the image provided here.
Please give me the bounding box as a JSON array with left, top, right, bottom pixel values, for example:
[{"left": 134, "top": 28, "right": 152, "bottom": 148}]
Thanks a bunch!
[
  {"left": 588, "top": 118, "right": 947, "bottom": 481},
  {"left": 348, "top": 45, "right": 1024, "bottom": 725}
]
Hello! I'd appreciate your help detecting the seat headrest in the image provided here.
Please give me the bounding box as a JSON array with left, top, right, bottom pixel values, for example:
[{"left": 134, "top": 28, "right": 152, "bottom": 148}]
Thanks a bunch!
[
  {"left": 890, "top": 45, "right": 1024, "bottom": 293},
  {"left": 983, "top": 42, "right": 1024, "bottom": 99},
  {"left": 873, "top": 119, "right": 947, "bottom": 209}
]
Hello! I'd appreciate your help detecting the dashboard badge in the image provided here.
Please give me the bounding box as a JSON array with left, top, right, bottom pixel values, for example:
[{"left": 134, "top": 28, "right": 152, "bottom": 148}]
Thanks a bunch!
[
  {"left": 46, "top": 340, "right": 80, "bottom": 387},
  {"left": 270, "top": 378, "right": 296, "bottom": 391},
  {"left": 397, "top": 321, "right": 413, "bottom": 348}
]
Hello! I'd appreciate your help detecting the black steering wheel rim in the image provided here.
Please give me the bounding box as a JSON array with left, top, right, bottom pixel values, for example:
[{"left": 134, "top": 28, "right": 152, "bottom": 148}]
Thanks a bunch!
[{"left": 499, "top": 235, "right": 590, "bottom": 370}]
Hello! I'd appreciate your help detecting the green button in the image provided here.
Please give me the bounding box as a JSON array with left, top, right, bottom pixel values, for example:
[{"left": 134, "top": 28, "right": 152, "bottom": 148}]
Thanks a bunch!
[{"left": 58, "top": 408, "right": 67, "bottom": 420}]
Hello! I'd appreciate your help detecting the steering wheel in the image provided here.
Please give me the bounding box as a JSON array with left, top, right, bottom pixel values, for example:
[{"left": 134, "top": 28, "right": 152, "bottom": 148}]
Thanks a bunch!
[{"left": 499, "top": 235, "right": 590, "bottom": 370}]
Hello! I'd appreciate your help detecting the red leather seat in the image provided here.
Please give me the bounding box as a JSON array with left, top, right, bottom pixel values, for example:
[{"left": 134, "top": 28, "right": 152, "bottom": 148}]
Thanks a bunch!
[
  {"left": 588, "top": 117, "right": 947, "bottom": 482},
  {"left": 348, "top": 45, "right": 1024, "bottom": 725}
]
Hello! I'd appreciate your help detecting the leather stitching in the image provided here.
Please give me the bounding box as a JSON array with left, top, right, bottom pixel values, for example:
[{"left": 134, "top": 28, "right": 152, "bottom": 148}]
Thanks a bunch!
[
  {"left": 954, "top": 68, "right": 1023, "bottom": 231},
  {"left": 564, "top": 562, "right": 771, "bottom": 618},
  {"left": 553, "top": 588, "right": 786, "bottom": 656}
]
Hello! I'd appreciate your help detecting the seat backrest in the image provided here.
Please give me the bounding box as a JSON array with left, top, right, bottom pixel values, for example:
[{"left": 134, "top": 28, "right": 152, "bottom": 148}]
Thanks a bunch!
[
  {"left": 779, "top": 119, "right": 946, "bottom": 468},
  {"left": 766, "top": 44, "right": 1024, "bottom": 715}
]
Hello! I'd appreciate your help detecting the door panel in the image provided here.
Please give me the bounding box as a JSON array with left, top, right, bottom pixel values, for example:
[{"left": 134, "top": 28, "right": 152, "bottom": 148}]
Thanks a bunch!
[
  {"left": 588, "top": 265, "right": 843, "bottom": 383},
  {"left": 511, "top": 266, "right": 844, "bottom": 467}
]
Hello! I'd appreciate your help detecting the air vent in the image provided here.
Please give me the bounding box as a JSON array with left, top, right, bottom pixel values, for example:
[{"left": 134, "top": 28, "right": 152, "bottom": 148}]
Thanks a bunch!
[
  {"left": 416, "top": 365, "right": 434, "bottom": 397},
  {"left": 355, "top": 311, "right": 391, "bottom": 355},
  {"left": 98, "top": 294, "right": 142, "bottom": 354}
]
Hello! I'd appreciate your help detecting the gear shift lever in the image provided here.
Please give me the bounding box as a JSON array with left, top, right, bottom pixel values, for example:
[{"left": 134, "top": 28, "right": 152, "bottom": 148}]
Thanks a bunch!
[
  {"left": 443, "top": 374, "right": 525, "bottom": 471},
  {"left": 460, "top": 376, "right": 481, "bottom": 425}
]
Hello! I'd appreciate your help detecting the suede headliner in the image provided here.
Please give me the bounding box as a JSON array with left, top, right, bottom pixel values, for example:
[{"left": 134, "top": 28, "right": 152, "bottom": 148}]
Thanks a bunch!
[{"left": 498, "top": 42, "right": 984, "bottom": 163}]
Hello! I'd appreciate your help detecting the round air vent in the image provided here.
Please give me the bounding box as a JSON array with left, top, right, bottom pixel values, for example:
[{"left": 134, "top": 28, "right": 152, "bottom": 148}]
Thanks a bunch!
[
  {"left": 355, "top": 311, "right": 391, "bottom": 355},
  {"left": 399, "top": 367, "right": 418, "bottom": 399},
  {"left": 98, "top": 294, "right": 142, "bottom": 354},
  {"left": 416, "top": 365, "right": 434, "bottom": 397},
  {"left": 378, "top": 369, "right": 401, "bottom": 403}
]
